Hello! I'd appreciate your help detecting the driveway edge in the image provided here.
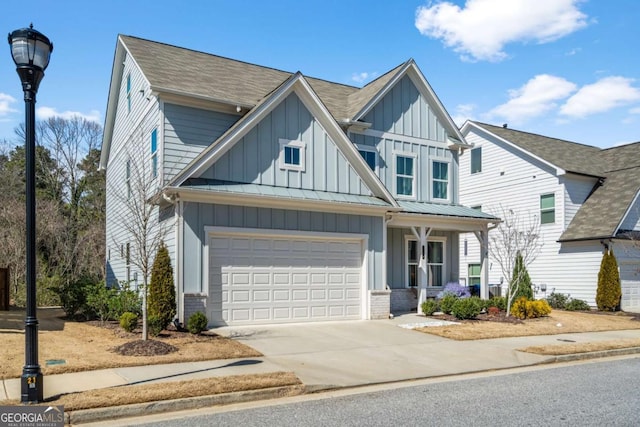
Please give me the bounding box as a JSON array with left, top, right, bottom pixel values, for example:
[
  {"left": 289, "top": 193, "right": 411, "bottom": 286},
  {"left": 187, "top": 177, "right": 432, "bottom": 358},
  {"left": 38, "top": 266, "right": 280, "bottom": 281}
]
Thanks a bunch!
[{"left": 538, "top": 346, "right": 640, "bottom": 364}]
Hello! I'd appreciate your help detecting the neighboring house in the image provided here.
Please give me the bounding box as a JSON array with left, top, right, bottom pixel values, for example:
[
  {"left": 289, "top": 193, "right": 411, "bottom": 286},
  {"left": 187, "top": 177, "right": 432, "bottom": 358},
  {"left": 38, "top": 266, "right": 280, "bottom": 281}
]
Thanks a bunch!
[
  {"left": 99, "top": 35, "right": 498, "bottom": 327},
  {"left": 459, "top": 121, "right": 640, "bottom": 311}
]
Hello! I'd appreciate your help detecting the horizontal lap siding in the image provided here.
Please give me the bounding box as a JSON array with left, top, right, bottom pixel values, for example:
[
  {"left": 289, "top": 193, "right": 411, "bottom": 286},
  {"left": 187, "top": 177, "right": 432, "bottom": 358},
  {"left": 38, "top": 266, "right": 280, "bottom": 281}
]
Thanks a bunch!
[{"left": 181, "top": 203, "right": 383, "bottom": 294}]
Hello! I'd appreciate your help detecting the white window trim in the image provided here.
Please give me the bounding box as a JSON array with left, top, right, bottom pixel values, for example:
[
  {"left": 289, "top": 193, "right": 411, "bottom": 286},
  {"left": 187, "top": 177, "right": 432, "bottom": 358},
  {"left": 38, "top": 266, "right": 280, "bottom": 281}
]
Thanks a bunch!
[
  {"left": 430, "top": 158, "right": 451, "bottom": 203},
  {"left": 540, "top": 193, "right": 556, "bottom": 225},
  {"left": 470, "top": 146, "right": 482, "bottom": 174},
  {"left": 355, "top": 144, "right": 378, "bottom": 173},
  {"left": 279, "top": 138, "right": 306, "bottom": 171},
  {"left": 404, "top": 235, "right": 447, "bottom": 288},
  {"left": 393, "top": 151, "right": 417, "bottom": 200}
]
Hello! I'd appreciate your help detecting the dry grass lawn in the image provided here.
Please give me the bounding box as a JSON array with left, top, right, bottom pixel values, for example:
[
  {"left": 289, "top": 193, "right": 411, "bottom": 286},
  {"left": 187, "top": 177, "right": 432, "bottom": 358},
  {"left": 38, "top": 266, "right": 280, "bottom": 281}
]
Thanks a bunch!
[
  {"left": 0, "top": 372, "right": 302, "bottom": 411},
  {"left": 0, "top": 308, "right": 261, "bottom": 379},
  {"left": 417, "top": 310, "right": 640, "bottom": 340},
  {"left": 519, "top": 338, "right": 640, "bottom": 356}
]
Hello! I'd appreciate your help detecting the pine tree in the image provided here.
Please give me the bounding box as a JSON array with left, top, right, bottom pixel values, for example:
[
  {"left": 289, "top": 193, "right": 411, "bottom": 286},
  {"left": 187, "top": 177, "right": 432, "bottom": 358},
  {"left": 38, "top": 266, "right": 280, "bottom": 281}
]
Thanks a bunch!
[
  {"left": 510, "top": 251, "right": 534, "bottom": 301},
  {"left": 148, "top": 242, "right": 176, "bottom": 329},
  {"left": 596, "top": 248, "right": 621, "bottom": 311}
]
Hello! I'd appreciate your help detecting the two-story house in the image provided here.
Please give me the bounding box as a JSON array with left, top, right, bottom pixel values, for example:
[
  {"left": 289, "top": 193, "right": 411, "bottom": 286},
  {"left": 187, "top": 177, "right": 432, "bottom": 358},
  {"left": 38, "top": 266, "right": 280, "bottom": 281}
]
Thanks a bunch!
[
  {"left": 100, "top": 35, "right": 498, "bottom": 327},
  {"left": 459, "top": 121, "right": 640, "bottom": 311}
]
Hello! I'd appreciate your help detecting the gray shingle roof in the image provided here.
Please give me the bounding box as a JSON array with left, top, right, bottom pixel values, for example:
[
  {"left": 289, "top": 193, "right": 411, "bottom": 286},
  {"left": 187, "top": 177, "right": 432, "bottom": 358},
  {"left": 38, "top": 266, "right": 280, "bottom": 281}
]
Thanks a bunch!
[
  {"left": 472, "top": 122, "right": 604, "bottom": 177},
  {"left": 120, "top": 35, "right": 407, "bottom": 122},
  {"left": 397, "top": 200, "right": 498, "bottom": 220},
  {"left": 470, "top": 122, "right": 640, "bottom": 241}
]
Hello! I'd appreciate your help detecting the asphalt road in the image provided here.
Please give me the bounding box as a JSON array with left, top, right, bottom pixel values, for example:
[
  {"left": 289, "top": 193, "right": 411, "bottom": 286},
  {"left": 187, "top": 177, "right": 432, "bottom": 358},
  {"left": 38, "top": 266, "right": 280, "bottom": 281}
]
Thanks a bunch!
[{"left": 109, "top": 357, "right": 640, "bottom": 427}]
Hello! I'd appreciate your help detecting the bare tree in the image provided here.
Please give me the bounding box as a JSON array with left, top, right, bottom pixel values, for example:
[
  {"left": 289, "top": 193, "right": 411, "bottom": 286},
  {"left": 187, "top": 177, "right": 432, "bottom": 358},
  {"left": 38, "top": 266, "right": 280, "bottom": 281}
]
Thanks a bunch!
[
  {"left": 489, "top": 206, "right": 543, "bottom": 314},
  {"left": 109, "top": 136, "right": 167, "bottom": 341}
]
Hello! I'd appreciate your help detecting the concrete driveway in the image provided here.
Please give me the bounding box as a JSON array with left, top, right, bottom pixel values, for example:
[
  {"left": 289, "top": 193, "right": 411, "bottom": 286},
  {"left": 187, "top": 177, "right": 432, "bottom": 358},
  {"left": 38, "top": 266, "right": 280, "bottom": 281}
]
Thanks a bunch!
[{"left": 216, "top": 315, "right": 547, "bottom": 390}]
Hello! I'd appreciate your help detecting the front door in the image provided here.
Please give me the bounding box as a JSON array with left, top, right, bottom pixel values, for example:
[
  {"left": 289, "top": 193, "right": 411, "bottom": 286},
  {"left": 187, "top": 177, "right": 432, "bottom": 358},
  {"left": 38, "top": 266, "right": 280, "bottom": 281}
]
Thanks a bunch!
[{"left": 406, "top": 238, "right": 445, "bottom": 288}]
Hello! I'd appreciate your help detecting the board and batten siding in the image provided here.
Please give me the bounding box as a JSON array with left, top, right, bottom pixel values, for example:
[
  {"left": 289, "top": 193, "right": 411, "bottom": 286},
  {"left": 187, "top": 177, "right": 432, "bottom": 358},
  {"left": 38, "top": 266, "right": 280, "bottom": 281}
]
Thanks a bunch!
[
  {"left": 180, "top": 202, "right": 384, "bottom": 294},
  {"left": 387, "top": 227, "right": 459, "bottom": 289},
  {"left": 363, "top": 75, "right": 446, "bottom": 141},
  {"left": 198, "top": 92, "right": 371, "bottom": 195},
  {"left": 162, "top": 103, "right": 238, "bottom": 184}
]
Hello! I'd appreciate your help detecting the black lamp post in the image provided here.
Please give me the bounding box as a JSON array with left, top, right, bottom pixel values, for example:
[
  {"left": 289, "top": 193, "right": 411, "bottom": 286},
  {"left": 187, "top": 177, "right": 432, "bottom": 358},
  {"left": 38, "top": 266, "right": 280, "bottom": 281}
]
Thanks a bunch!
[{"left": 8, "top": 24, "right": 53, "bottom": 404}]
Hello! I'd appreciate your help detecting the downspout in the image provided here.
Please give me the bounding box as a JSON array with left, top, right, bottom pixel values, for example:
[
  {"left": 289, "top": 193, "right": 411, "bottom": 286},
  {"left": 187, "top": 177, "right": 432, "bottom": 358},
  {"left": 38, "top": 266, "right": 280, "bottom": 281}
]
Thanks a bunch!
[{"left": 162, "top": 190, "right": 183, "bottom": 324}]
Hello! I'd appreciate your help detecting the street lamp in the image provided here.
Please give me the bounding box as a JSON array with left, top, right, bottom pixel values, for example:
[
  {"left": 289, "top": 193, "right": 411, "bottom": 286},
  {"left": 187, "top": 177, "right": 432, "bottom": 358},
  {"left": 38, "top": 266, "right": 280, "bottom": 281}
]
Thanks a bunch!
[{"left": 8, "top": 23, "right": 53, "bottom": 404}]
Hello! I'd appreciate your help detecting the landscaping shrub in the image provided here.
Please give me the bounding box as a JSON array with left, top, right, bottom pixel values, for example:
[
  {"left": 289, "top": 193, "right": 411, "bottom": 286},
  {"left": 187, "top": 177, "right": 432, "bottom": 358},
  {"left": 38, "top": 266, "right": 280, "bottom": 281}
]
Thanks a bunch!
[
  {"left": 110, "top": 282, "right": 142, "bottom": 318},
  {"left": 421, "top": 299, "right": 439, "bottom": 316},
  {"left": 546, "top": 292, "right": 569, "bottom": 310},
  {"left": 510, "top": 297, "right": 552, "bottom": 319},
  {"left": 84, "top": 282, "right": 117, "bottom": 323},
  {"left": 596, "top": 249, "right": 621, "bottom": 311},
  {"left": 148, "top": 315, "right": 164, "bottom": 337},
  {"left": 437, "top": 282, "right": 470, "bottom": 299},
  {"left": 187, "top": 311, "right": 209, "bottom": 334},
  {"left": 565, "top": 298, "right": 591, "bottom": 311},
  {"left": 487, "top": 306, "right": 501, "bottom": 316},
  {"left": 452, "top": 297, "right": 481, "bottom": 320},
  {"left": 487, "top": 296, "right": 506, "bottom": 311},
  {"left": 119, "top": 312, "right": 138, "bottom": 333},
  {"left": 439, "top": 294, "right": 459, "bottom": 315},
  {"left": 509, "top": 252, "right": 534, "bottom": 302},
  {"left": 148, "top": 242, "right": 177, "bottom": 330},
  {"left": 53, "top": 276, "right": 91, "bottom": 317}
]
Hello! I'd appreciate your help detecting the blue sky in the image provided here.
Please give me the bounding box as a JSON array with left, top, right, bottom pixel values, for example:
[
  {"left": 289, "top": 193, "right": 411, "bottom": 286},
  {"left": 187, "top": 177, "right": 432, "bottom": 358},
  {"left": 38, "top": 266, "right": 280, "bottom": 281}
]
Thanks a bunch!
[{"left": 0, "top": 0, "right": 638, "bottom": 150}]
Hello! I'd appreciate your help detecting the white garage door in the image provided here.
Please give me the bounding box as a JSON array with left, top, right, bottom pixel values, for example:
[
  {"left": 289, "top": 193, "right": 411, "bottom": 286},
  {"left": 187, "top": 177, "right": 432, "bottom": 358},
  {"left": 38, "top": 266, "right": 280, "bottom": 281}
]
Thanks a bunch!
[
  {"left": 208, "top": 232, "right": 363, "bottom": 325},
  {"left": 620, "top": 262, "right": 640, "bottom": 312}
]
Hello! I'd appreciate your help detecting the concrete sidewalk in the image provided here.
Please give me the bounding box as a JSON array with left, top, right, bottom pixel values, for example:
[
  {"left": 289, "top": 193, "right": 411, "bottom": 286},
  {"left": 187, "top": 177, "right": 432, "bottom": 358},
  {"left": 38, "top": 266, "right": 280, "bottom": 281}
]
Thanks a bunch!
[{"left": 1, "top": 313, "right": 639, "bottom": 423}]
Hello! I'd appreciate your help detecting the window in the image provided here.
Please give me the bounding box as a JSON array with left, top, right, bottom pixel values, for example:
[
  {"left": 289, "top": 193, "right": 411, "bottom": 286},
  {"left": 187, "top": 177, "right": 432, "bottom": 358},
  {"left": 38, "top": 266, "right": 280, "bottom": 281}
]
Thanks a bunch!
[
  {"left": 406, "top": 238, "right": 446, "bottom": 288},
  {"left": 126, "top": 73, "right": 131, "bottom": 113},
  {"left": 540, "top": 193, "right": 555, "bottom": 224},
  {"left": 125, "top": 159, "right": 131, "bottom": 199},
  {"left": 356, "top": 145, "right": 377, "bottom": 171},
  {"left": 468, "top": 264, "right": 481, "bottom": 286},
  {"left": 395, "top": 154, "right": 415, "bottom": 197},
  {"left": 432, "top": 160, "right": 449, "bottom": 200},
  {"left": 470, "top": 147, "right": 482, "bottom": 174},
  {"left": 279, "top": 139, "right": 305, "bottom": 171},
  {"left": 151, "top": 129, "right": 158, "bottom": 178}
]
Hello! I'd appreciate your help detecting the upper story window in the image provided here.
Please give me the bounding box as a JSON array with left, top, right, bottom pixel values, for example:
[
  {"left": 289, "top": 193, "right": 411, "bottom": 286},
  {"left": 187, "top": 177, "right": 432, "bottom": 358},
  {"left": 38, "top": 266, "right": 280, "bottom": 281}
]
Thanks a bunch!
[
  {"left": 126, "top": 73, "right": 131, "bottom": 113},
  {"left": 356, "top": 145, "right": 377, "bottom": 171},
  {"left": 279, "top": 138, "right": 305, "bottom": 171},
  {"left": 471, "top": 147, "right": 482, "bottom": 174},
  {"left": 395, "top": 153, "right": 416, "bottom": 198},
  {"left": 432, "top": 160, "right": 450, "bottom": 201},
  {"left": 540, "top": 193, "right": 555, "bottom": 224},
  {"left": 151, "top": 129, "right": 158, "bottom": 178}
]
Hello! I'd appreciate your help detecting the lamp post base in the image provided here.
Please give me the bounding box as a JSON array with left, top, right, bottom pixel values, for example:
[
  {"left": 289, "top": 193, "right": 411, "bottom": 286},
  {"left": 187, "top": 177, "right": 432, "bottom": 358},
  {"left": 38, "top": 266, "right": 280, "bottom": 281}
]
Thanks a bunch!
[{"left": 21, "top": 370, "right": 43, "bottom": 404}]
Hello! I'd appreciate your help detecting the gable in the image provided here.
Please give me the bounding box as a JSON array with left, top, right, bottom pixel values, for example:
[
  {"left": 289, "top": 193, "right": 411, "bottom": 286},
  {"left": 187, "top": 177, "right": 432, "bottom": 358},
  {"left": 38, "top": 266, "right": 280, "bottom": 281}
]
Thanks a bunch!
[
  {"left": 196, "top": 92, "right": 373, "bottom": 196},
  {"left": 363, "top": 75, "right": 447, "bottom": 142}
]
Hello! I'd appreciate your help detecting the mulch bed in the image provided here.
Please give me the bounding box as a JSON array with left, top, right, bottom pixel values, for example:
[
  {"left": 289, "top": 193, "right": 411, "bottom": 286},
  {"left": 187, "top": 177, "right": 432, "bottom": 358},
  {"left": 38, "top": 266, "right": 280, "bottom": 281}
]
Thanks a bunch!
[
  {"left": 432, "top": 312, "right": 524, "bottom": 324},
  {"left": 113, "top": 339, "right": 178, "bottom": 356}
]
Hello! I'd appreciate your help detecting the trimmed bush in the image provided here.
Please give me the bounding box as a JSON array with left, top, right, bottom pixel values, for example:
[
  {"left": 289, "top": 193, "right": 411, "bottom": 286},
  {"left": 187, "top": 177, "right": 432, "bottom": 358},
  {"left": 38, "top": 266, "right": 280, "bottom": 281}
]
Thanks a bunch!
[
  {"left": 452, "top": 297, "right": 481, "bottom": 320},
  {"left": 439, "top": 294, "right": 459, "bottom": 315},
  {"left": 565, "top": 298, "right": 591, "bottom": 311},
  {"left": 148, "top": 315, "right": 164, "bottom": 337},
  {"left": 488, "top": 296, "right": 507, "bottom": 311},
  {"left": 487, "top": 306, "right": 501, "bottom": 316},
  {"left": 511, "top": 297, "right": 552, "bottom": 319},
  {"left": 546, "top": 292, "right": 569, "bottom": 310},
  {"left": 187, "top": 312, "right": 209, "bottom": 334},
  {"left": 110, "top": 282, "right": 142, "bottom": 318},
  {"left": 437, "top": 282, "right": 470, "bottom": 299},
  {"left": 421, "top": 299, "right": 439, "bottom": 316},
  {"left": 84, "top": 282, "right": 117, "bottom": 323},
  {"left": 119, "top": 312, "right": 138, "bottom": 333},
  {"left": 509, "top": 252, "right": 534, "bottom": 301},
  {"left": 148, "top": 242, "right": 177, "bottom": 330},
  {"left": 596, "top": 249, "right": 622, "bottom": 311},
  {"left": 54, "top": 276, "right": 90, "bottom": 318}
]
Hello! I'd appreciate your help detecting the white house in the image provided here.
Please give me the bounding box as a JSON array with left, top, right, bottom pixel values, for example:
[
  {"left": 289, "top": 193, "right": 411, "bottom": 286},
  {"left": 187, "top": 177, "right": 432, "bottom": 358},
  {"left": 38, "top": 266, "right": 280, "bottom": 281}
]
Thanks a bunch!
[
  {"left": 459, "top": 121, "right": 640, "bottom": 311},
  {"left": 99, "top": 36, "right": 498, "bottom": 327}
]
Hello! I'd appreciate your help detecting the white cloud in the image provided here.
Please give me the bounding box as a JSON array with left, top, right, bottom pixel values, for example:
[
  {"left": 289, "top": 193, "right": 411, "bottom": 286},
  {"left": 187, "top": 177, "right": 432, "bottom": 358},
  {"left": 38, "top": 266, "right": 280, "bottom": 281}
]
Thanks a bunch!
[
  {"left": 415, "top": 0, "right": 588, "bottom": 61},
  {"left": 451, "top": 103, "right": 477, "bottom": 127},
  {"left": 0, "top": 93, "right": 17, "bottom": 116},
  {"left": 488, "top": 74, "right": 577, "bottom": 123},
  {"left": 36, "top": 106, "right": 101, "bottom": 123},
  {"left": 351, "top": 72, "right": 378, "bottom": 84},
  {"left": 628, "top": 107, "right": 640, "bottom": 115},
  {"left": 560, "top": 76, "right": 640, "bottom": 118}
]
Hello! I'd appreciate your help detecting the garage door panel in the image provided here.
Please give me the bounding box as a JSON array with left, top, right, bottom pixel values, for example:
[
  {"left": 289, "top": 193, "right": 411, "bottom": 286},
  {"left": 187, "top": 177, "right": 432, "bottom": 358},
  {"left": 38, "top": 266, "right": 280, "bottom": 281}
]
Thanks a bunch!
[
  {"left": 210, "top": 233, "right": 363, "bottom": 325},
  {"left": 621, "top": 262, "right": 640, "bottom": 310}
]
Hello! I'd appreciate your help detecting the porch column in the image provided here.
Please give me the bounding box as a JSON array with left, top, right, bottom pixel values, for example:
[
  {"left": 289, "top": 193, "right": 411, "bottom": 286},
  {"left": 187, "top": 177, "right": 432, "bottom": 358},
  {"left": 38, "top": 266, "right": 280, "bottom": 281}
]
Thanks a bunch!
[
  {"left": 473, "top": 226, "right": 490, "bottom": 299},
  {"left": 414, "top": 226, "right": 431, "bottom": 312}
]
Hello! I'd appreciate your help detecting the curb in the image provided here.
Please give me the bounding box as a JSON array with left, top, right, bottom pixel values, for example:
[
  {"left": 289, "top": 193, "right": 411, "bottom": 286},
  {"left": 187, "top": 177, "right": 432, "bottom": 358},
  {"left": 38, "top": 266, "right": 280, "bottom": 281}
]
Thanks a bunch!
[
  {"left": 65, "top": 385, "right": 305, "bottom": 425},
  {"left": 539, "top": 346, "right": 640, "bottom": 364}
]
